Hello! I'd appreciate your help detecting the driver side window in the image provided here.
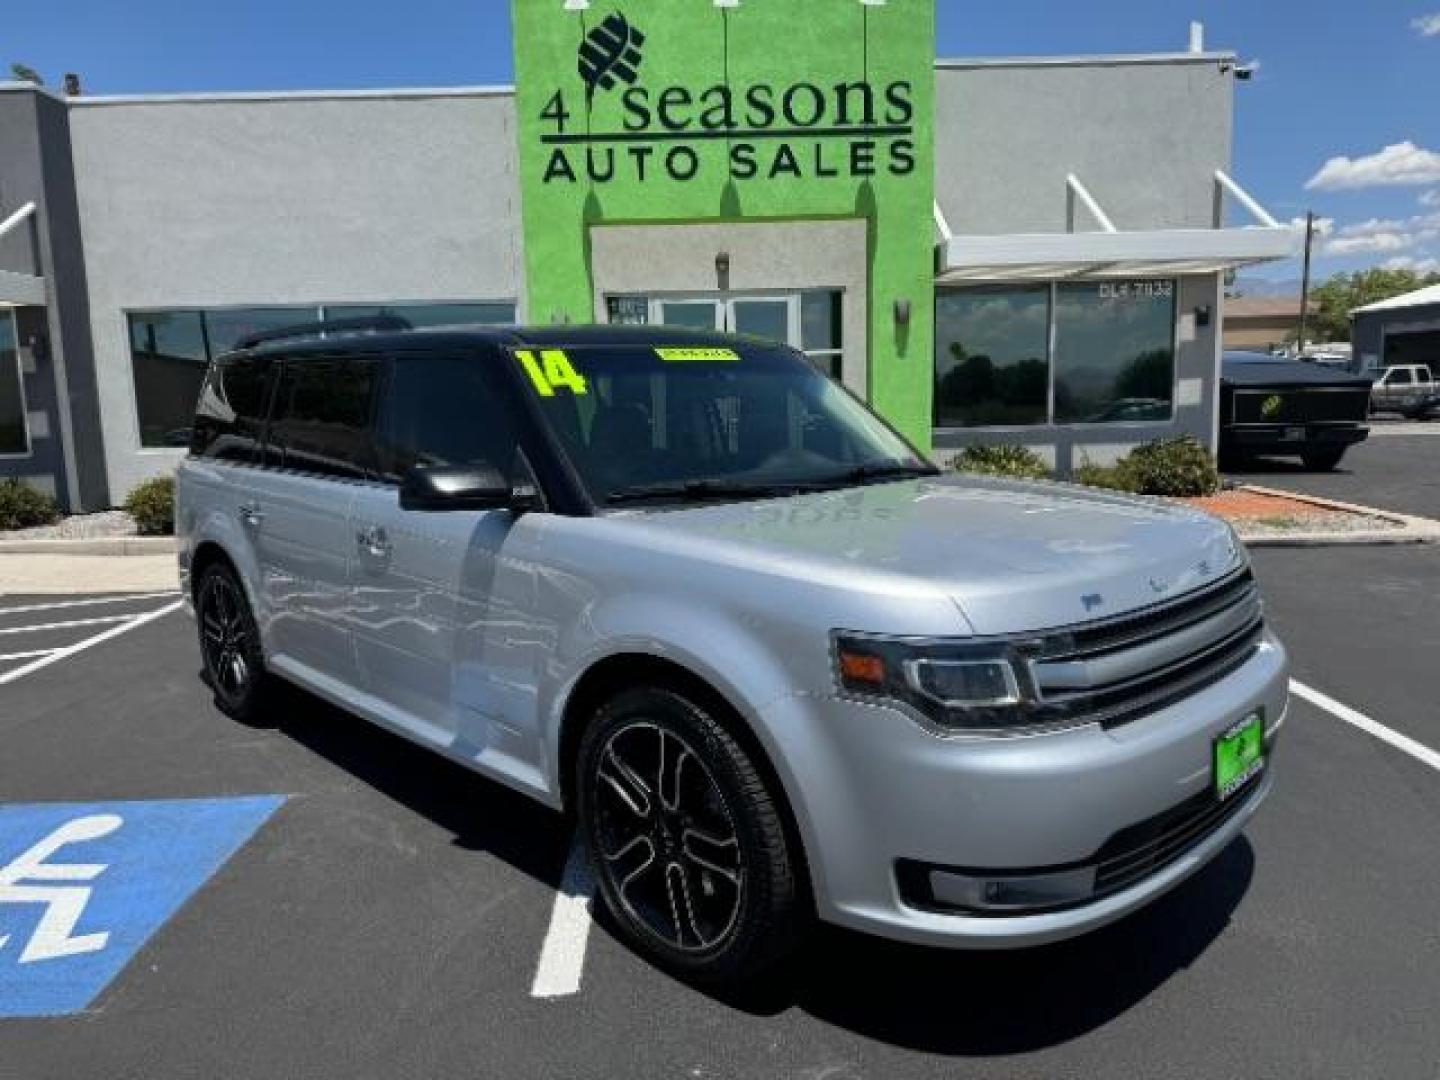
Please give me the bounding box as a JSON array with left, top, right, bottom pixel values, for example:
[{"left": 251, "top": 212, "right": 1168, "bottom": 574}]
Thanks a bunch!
[{"left": 374, "top": 354, "right": 520, "bottom": 484}]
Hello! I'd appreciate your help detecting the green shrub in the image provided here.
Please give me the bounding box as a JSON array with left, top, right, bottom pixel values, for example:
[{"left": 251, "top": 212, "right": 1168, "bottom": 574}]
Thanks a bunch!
[
  {"left": 1072, "top": 460, "right": 1141, "bottom": 493},
  {"left": 124, "top": 476, "right": 175, "bottom": 536},
  {"left": 1072, "top": 438, "right": 1220, "bottom": 497},
  {"left": 0, "top": 478, "right": 61, "bottom": 531},
  {"left": 1122, "top": 436, "right": 1221, "bottom": 497},
  {"left": 952, "top": 444, "right": 1051, "bottom": 481}
]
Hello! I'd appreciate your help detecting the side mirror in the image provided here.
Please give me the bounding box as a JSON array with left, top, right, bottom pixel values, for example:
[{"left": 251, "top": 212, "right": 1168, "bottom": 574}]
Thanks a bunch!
[{"left": 399, "top": 464, "right": 536, "bottom": 513}]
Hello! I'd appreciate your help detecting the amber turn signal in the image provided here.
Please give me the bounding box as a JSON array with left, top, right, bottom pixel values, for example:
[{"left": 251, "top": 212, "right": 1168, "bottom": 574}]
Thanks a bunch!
[{"left": 837, "top": 649, "right": 886, "bottom": 686}]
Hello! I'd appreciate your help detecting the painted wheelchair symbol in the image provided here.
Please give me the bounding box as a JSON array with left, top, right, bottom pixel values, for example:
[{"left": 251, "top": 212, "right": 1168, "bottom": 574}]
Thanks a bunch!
[{"left": 0, "top": 814, "right": 121, "bottom": 964}]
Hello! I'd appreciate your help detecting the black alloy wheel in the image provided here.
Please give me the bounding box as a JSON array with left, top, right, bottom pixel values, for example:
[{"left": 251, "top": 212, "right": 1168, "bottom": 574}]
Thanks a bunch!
[
  {"left": 197, "top": 563, "right": 269, "bottom": 722},
  {"left": 577, "top": 685, "right": 801, "bottom": 983}
]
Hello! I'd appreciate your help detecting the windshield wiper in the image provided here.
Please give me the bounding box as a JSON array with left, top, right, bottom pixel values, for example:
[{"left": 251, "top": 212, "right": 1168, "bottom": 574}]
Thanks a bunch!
[
  {"left": 823, "top": 461, "right": 940, "bottom": 485},
  {"left": 604, "top": 479, "right": 819, "bottom": 506}
]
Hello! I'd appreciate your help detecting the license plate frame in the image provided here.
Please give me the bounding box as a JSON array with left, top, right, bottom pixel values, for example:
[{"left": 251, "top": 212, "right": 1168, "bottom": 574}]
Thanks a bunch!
[{"left": 1215, "top": 708, "right": 1266, "bottom": 801}]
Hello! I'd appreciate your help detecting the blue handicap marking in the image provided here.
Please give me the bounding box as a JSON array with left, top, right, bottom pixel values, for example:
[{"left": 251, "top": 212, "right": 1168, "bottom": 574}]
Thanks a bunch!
[{"left": 0, "top": 795, "right": 284, "bottom": 1018}]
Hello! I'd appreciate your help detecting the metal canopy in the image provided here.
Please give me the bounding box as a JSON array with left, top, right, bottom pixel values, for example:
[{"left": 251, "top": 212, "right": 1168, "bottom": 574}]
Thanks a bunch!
[
  {"left": 934, "top": 171, "right": 1296, "bottom": 283},
  {"left": 0, "top": 203, "right": 44, "bottom": 306}
]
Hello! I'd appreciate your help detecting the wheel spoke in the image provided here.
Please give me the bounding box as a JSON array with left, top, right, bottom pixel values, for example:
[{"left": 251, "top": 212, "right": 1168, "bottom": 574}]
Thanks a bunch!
[
  {"left": 657, "top": 730, "right": 691, "bottom": 813},
  {"left": 681, "top": 826, "right": 741, "bottom": 884},
  {"left": 598, "top": 746, "right": 653, "bottom": 819},
  {"left": 664, "top": 861, "right": 702, "bottom": 947}
]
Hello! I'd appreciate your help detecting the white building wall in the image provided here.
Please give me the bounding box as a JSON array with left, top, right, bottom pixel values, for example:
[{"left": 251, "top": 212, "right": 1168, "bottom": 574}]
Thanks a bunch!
[{"left": 67, "top": 89, "right": 523, "bottom": 500}]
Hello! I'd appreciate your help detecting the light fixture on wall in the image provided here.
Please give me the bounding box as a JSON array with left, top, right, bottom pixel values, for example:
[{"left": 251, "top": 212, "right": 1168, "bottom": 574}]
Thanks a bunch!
[
  {"left": 562, "top": 0, "right": 589, "bottom": 11},
  {"left": 713, "top": 0, "right": 740, "bottom": 8},
  {"left": 1195, "top": 304, "right": 1212, "bottom": 328},
  {"left": 894, "top": 299, "right": 911, "bottom": 325},
  {"left": 715, "top": 251, "right": 731, "bottom": 290},
  {"left": 859, "top": 0, "right": 887, "bottom": 6}
]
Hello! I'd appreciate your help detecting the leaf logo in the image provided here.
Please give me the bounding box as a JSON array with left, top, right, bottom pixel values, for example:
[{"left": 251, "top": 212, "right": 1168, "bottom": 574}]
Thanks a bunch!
[
  {"left": 578, "top": 12, "right": 646, "bottom": 102},
  {"left": 1261, "top": 394, "right": 1283, "bottom": 419}
]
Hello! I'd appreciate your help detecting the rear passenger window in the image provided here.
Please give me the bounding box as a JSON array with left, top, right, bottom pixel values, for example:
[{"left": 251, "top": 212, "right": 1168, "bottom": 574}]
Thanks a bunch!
[
  {"left": 267, "top": 358, "right": 380, "bottom": 479},
  {"left": 374, "top": 354, "right": 519, "bottom": 484},
  {"left": 190, "top": 356, "right": 275, "bottom": 462},
  {"left": 1390, "top": 369, "right": 1413, "bottom": 386}
]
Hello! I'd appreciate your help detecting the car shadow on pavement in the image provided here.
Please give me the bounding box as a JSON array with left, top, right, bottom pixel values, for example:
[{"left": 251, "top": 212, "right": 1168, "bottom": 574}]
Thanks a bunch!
[
  {"left": 1223, "top": 457, "right": 1353, "bottom": 478},
  {"left": 717, "top": 838, "right": 1255, "bottom": 1056},
  {"left": 249, "top": 677, "right": 1253, "bottom": 1056},
  {"left": 255, "top": 679, "right": 573, "bottom": 892}
]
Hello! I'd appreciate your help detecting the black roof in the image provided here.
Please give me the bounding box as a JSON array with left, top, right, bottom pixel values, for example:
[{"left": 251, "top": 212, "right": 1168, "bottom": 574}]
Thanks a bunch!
[
  {"left": 230, "top": 322, "right": 762, "bottom": 361},
  {"left": 1221, "top": 351, "right": 1372, "bottom": 388}
]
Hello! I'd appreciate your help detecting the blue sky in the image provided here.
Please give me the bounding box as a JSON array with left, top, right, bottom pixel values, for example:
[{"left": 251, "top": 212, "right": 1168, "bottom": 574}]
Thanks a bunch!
[{"left": 7, "top": 0, "right": 1439, "bottom": 282}]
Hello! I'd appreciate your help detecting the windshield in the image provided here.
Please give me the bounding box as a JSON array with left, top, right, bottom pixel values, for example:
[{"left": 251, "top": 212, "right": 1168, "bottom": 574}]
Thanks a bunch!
[{"left": 509, "top": 342, "right": 933, "bottom": 505}]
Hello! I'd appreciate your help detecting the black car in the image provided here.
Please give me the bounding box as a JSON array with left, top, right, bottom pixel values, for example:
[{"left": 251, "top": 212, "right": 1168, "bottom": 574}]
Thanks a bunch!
[{"left": 1219, "top": 351, "right": 1371, "bottom": 471}]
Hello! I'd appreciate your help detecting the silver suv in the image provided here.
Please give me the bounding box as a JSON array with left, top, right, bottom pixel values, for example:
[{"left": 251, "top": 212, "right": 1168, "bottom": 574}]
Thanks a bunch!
[{"left": 177, "top": 321, "right": 1287, "bottom": 981}]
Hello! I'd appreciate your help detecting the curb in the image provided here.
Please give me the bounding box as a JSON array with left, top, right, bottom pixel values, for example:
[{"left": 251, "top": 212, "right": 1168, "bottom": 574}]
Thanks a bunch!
[
  {"left": 0, "top": 536, "right": 175, "bottom": 556},
  {"left": 1230, "top": 484, "right": 1440, "bottom": 548}
]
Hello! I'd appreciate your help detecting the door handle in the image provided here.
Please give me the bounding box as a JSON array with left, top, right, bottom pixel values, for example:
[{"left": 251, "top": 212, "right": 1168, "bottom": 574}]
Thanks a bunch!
[
  {"left": 356, "top": 525, "right": 391, "bottom": 558},
  {"left": 239, "top": 504, "right": 264, "bottom": 527}
]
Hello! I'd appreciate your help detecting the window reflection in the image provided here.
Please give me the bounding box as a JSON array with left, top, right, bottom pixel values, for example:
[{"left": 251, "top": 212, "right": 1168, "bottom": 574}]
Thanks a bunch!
[
  {"left": 934, "top": 288, "right": 1050, "bottom": 427},
  {"left": 0, "top": 314, "right": 26, "bottom": 454},
  {"left": 1054, "top": 282, "right": 1175, "bottom": 423}
]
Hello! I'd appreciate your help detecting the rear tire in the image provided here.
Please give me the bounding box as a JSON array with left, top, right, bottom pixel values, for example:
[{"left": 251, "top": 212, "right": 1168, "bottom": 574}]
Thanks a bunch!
[
  {"left": 576, "top": 685, "right": 802, "bottom": 984},
  {"left": 196, "top": 562, "right": 271, "bottom": 723},
  {"left": 1301, "top": 447, "right": 1346, "bottom": 471}
]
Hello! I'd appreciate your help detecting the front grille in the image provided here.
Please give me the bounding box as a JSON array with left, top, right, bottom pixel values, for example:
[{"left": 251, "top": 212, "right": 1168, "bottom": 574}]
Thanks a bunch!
[
  {"left": 1029, "top": 569, "right": 1266, "bottom": 729},
  {"left": 1092, "top": 774, "right": 1263, "bottom": 896},
  {"left": 1231, "top": 387, "right": 1371, "bottom": 425}
]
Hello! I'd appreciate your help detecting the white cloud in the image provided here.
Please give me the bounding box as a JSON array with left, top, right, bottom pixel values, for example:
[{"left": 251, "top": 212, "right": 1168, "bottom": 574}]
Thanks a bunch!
[
  {"left": 1305, "top": 141, "right": 1440, "bottom": 191},
  {"left": 1291, "top": 212, "right": 1440, "bottom": 257},
  {"left": 1413, "top": 12, "right": 1440, "bottom": 36},
  {"left": 1381, "top": 255, "right": 1440, "bottom": 274},
  {"left": 1421, "top": 190, "right": 1440, "bottom": 208}
]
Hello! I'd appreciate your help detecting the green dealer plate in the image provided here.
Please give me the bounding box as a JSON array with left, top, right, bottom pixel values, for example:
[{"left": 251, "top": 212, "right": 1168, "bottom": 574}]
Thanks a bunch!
[{"left": 1215, "top": 709, "right": 1266, "bottom": 801}]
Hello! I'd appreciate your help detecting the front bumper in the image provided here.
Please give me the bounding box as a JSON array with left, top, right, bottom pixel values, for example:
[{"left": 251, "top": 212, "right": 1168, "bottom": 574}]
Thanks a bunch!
[
  {"left": 1224, "top": 424, "right": 1369, "bottom": 453},
  {"left": 760, "top": 632, "right": 1288, "bottom": 949}
]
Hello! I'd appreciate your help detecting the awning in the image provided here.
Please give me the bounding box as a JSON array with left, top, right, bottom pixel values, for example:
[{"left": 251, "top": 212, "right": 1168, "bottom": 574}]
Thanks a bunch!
[{"left": 934, "top": 171, "right": 1297, "bottom": 283}]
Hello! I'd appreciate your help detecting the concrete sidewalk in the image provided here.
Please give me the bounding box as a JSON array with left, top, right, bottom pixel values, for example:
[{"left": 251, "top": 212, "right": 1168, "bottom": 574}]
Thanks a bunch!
[{"left": 0, "top": 553, "right": 180, "bottom": 595}]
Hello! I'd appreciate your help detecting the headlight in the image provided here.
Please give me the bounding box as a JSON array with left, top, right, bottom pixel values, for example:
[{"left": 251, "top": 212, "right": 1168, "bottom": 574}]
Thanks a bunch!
[{"left": 833, "top": 632, "right": 1061, "bottom": 734}]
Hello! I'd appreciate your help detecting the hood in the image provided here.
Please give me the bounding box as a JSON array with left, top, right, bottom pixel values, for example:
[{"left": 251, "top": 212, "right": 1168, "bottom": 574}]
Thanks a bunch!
[{"left": 620, "top": 475, "right": 1243, "bottom": 635}]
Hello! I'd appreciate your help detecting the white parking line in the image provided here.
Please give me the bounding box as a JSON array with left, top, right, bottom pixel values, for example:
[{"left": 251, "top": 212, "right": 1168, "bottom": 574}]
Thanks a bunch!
[
  {"left": 530, "top": 837, "right": 595, "bottom": 1000},
  {"left": 0, "top": 601, "right": 184, "bottom": 686},
  {"left": 1291, "top": 679, "right": 1440, "bottom": 774},
  {"left": 0, "top": 591, "right": 179, "bottom": 617},
  {"left": 0, "top": 614, "right": 137, "bottom": 637},
  {"left": 0, "top": 649, "right": 57, "bottom": 663}
]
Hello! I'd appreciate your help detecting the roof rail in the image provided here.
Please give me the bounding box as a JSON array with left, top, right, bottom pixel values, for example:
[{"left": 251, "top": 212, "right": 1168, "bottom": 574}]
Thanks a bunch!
[{"left": 234, "top": 315, "right": 413, "bottom": 351}]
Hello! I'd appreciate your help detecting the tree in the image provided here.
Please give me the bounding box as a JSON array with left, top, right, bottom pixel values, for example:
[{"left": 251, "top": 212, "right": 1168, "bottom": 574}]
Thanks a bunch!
[
  {"left": 9, "top": 63, "right": 43, "bottom": 86},
  {"left": 1305, "top": 267, "right": 1440, "bottom": 343}
]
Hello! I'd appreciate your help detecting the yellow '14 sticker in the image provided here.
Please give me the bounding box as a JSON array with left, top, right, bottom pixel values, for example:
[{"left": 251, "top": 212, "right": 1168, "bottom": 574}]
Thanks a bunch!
[{"left": 515, "top": 349, "right": 588, "bottom": 396}]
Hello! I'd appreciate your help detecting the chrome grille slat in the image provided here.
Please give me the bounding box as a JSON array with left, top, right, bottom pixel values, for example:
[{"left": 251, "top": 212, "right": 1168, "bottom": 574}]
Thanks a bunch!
[{"left": 1027, "top": 568, "right": 1265, "bottom": 729}]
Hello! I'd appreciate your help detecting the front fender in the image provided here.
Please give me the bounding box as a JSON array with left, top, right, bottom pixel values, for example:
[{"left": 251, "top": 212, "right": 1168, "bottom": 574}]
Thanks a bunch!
[{"left": 541, "top": 591, "right": 807, "bottom": 802}]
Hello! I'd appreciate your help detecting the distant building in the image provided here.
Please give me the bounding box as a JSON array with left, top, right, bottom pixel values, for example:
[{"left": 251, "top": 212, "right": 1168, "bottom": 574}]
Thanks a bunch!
[
  {"left": 1351, "top": 283, "right": 1440, "bottom": 374},
  {"left": 1222, "top": 296, "right": 1307, "bottom": 352}
]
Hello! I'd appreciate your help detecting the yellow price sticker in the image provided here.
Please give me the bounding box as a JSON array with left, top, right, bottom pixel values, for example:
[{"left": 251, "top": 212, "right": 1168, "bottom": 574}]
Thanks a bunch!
[
  {"left": 515, "top": 349, "right": 588, "bottom": 397},
  {"left": 655, "top": 347, "right": 739, "bottom": 363}
]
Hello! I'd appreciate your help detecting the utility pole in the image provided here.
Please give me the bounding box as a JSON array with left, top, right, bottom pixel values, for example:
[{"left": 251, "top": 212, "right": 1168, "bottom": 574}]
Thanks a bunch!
[{"left": 1297, "top": 210, "right": 1315, "bottom": 353}]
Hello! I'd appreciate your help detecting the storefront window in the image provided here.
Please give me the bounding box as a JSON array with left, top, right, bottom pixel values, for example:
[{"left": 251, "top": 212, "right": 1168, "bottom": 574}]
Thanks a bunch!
[
  {"left": 129, "top": 311, "right": 211, "bottom": 448},
  {"left": 0, "top": 313, "right": 27, "bottom": 455},
  {"left": 1053, "top": 281, "right": 1176, "bottom": 423},
  {"left": 202, "top": 307, "right": 314, "bottom": 357},
  {"left": 934, "top": 287, "right": 1050, "bottom": 427},
  {"left": 326, "top": 301, "right": 516, "bottom": 328}
]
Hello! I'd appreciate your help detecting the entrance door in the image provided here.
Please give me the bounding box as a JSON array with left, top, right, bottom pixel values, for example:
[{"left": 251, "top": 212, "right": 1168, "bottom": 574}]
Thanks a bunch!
[{"left": 610, "top": 292, "right": 843, "bottom": 381}]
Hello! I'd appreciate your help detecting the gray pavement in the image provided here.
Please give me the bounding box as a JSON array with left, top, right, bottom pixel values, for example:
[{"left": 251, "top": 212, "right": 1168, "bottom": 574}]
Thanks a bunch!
[
  {"left": 0, "top": 549, "right": 1437, "bottom": 1076},
  {"left": 1226, "top": 426, "right": 1440, "bottom": 520}
]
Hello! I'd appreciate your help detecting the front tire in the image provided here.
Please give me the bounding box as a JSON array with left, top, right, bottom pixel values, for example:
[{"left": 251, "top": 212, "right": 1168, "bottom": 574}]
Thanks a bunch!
[
  {"left": 196, "top": 562, "right": 271, "bottom": 723},
  {"left": 1301, "top": 447, "right": 1346, "bottom": 471},
  {"left": 576, "top": 685, "right": 802, "bottom": 983}
]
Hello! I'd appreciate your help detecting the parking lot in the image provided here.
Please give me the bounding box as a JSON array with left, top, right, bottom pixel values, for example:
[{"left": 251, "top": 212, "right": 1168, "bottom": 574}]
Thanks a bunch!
[{"left": 2, "top": 447, "right": 1438, "bottom": 1077}]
